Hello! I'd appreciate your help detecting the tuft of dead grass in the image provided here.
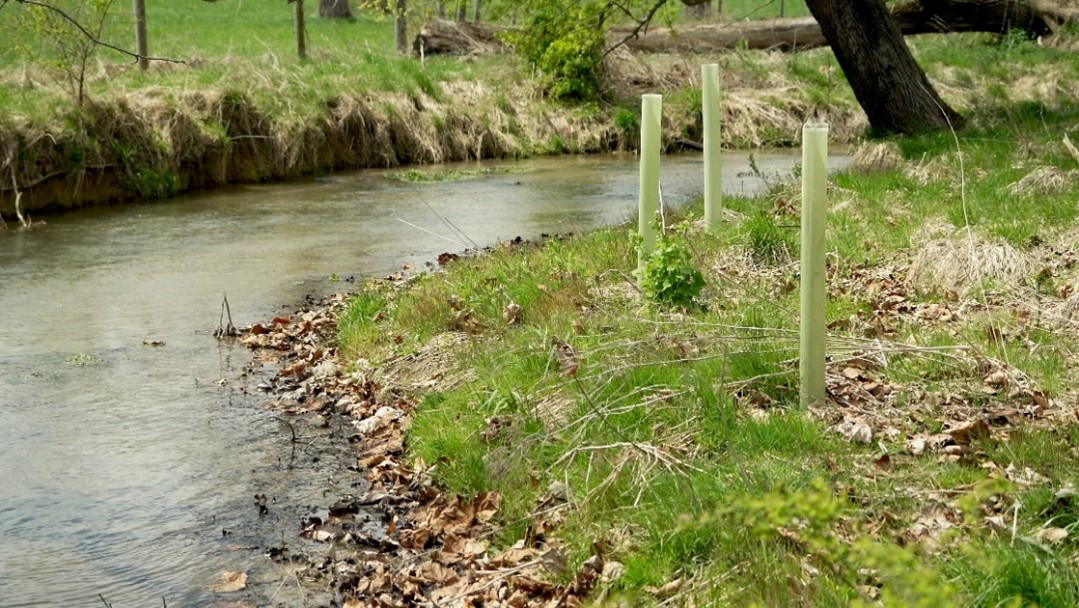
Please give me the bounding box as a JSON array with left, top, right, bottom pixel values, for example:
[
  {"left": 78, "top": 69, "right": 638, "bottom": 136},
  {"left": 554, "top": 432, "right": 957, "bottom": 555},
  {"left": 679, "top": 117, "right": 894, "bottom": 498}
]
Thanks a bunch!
[
  {"left": 847, "top": 141, "right": 903, "bottom": 174},
  {"left": 1006, "top": 165, "right": 1079, "bottom": 196},
  {"left": 908, "top": 224, "right": 1033, "bottom": 295}
]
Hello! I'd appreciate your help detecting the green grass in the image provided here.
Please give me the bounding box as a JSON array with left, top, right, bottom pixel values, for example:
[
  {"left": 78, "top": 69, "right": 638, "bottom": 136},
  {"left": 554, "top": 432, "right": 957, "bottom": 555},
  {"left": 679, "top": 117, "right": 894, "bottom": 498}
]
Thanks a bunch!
[
  {"left": 331, "top": 60, "right": 1079, "bottom": 602},
  {"left": 0, "top": 1, "right": 490, "bottom": 122}
]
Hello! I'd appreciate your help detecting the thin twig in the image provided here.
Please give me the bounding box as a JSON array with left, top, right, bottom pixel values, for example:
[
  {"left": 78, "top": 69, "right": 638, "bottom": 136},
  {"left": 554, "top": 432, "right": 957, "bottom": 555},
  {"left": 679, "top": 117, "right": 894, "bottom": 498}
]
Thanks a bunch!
[{"left": 602, "top": 0, "right": 670, "bottom": 59}]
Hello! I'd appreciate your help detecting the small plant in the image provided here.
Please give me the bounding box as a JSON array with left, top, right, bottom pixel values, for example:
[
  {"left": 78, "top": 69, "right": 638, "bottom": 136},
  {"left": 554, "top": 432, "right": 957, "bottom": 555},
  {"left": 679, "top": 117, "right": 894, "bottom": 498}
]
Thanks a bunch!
[
  {"left": 635, "top": 220, "right": 705, "bottom": 309},
  {"left": 745, "top": 210, "right": 795, "bottom": 264},
  {"left": 124, "top": 169, "right": 177, "bottom": 199},
  {"left": 613, "top": 106, "right": 638, "bottom": 135}
]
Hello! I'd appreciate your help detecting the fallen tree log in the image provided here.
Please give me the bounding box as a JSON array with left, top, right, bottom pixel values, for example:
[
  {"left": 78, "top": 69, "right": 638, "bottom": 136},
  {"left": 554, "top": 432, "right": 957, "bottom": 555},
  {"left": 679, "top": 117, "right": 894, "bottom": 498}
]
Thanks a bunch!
[
  {"left": 415, "top": 0, "right": 1079, "bottom": 57},
  {"left": 413, "top": 18, "right": 509, "bottom": 56},
  {"left": 616, "top": 18, "right": 826, "bottom": 52},
  {"left": 891, "top": 0, "right": 1079, "bottom": 37},
  {"left": 618, "top": 0, "right": 1079, "bottom": 53}
]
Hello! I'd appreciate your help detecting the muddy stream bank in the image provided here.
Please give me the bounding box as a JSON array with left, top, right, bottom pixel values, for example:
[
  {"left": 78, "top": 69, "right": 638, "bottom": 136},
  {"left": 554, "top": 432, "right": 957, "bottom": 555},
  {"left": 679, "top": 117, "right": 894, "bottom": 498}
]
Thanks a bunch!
[{"left": 0, "top": 152, "right": 838, "bottom": 606}]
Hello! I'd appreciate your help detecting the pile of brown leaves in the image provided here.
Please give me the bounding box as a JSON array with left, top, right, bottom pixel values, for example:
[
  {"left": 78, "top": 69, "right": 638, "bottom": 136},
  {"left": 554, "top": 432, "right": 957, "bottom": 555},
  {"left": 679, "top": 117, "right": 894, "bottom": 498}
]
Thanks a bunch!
[{"left": 237, "top": 295, "right": 603, "bottom": 607}]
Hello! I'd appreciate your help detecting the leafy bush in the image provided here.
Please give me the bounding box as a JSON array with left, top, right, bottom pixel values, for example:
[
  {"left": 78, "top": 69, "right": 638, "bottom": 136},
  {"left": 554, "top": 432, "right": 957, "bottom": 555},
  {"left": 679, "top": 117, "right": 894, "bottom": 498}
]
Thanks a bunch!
[
  {"left": 636, "top": 221, "right": 705, "bottom": 309},
  {"left": 506, "top": 1, "right": 606, "bottom": 101}
]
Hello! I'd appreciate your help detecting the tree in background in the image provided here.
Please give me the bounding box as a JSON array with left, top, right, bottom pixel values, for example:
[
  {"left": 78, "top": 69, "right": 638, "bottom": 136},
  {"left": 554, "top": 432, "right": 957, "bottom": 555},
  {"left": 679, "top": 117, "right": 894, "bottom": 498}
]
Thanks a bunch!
[
  {"left": 395, "top": 0, "right": 408, "bottom": 54},
  {"left": 805, "top": 0, "right": 960, "bottom": 134},
  {"left": 319, "top": 0, "right": 353, "bottom": 18},
  {"left": 684, "top": 0, "right": 714, "bottom": 20},
  {"left": 133, "top": 0, "right": 147, "bottom": 70},
  {"left": 291, "top": 0, "right": 307, "bottom": 59}
]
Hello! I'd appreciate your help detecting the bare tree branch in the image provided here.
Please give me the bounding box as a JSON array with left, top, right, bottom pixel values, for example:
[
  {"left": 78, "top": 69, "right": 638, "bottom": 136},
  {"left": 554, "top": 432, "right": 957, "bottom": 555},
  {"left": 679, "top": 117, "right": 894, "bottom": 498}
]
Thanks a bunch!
[
  {"left": 11, "top": 0, "right": 186, "bottom": 65},
  {"left": 602, "top": 0, "right": 671, "bottom": 58}
]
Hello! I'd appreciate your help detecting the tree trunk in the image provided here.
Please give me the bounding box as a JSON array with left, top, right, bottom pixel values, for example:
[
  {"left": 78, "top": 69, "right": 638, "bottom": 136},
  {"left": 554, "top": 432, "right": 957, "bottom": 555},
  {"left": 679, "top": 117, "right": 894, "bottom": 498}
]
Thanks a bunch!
[
  {"left": 473, "top": 0, "right": 482, "bottom": 23},
  {"left": 805, "top": 0, "right": 961, "bottom": 134},
  {"left": 686, "top": 0, "right": 712, "bottom": 20},
  {"left": 456, "top": 1, "right": 467, "bottom": 21},
  {"left": 395, "top": 0, "right": 408, "bottom": 55},
  {"left": 318, "top": 0, "right": 353, "bottom": 19},
  {"left": 133, "top": 0, "right": 148, "bottom": 71},
  {"left": 437, "top": 1, "right": 446, "bottom": 18},
  {"left": 294, "top": 0, "right": 307, "bottom": 59}
]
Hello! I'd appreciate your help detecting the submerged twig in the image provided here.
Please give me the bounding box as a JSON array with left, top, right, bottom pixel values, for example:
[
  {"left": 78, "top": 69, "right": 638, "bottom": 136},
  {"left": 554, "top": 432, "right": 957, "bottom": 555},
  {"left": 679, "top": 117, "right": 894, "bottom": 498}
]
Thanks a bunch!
[{"left": 214, "top": 293, "right": 240, "bottom": 339}]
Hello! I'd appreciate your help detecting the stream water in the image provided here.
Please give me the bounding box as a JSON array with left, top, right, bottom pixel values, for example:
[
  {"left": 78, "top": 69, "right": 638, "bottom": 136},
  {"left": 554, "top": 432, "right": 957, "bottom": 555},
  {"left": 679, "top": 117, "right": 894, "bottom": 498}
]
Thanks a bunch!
[{"left": 0, "top": 151, "right": 842, "bottom": 606}]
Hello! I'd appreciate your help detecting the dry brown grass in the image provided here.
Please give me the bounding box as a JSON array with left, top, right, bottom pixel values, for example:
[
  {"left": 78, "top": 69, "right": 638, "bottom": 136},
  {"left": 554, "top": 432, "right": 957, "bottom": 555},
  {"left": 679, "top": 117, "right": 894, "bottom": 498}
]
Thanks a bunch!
[
  {"left": 908, "top": 223, "right": 1033, "bottom": 295},
  {"left": 1006, "top": 165, "right": 1079, "bottom": 196},
  {"left": 848, "top": 141, "right": 904, "bottom": 174}
]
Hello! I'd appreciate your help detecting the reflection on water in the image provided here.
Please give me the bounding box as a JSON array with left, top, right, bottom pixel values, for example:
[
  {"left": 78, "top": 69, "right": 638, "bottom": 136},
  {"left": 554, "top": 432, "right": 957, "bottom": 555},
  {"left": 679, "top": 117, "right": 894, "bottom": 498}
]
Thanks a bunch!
[{"left": 0, "top": 151, "right": 841, "bottom": 605}]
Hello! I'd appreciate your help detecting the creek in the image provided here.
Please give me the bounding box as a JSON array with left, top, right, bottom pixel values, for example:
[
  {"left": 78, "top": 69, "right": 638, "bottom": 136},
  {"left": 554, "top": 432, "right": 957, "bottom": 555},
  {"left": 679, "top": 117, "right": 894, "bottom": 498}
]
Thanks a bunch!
[{"left": 0, "top": 151, "right": 842, "bottom": 606}]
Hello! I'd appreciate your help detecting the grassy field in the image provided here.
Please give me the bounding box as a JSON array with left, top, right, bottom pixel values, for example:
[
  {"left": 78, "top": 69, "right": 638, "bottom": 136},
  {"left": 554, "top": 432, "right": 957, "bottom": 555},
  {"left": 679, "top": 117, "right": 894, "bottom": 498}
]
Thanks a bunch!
[
  {"left": 0, "top": 0, "right": 810, "bottom": 119},
  {"left": 0, "top": 0, "right": 847, "bottom": 217},
  {"left": 334, "top": 54, "right": 1079, "bottom": 604}
]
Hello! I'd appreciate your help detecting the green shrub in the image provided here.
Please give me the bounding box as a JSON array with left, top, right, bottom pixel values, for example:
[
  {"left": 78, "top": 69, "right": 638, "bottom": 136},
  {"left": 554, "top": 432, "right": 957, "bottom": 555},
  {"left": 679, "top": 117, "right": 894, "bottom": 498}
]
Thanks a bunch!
[
  {"left": 506, "top": 1, "right": 605, "bottom": 101},
  {"left": 635, "top": 221, "right": 705, "bottom": 309}
]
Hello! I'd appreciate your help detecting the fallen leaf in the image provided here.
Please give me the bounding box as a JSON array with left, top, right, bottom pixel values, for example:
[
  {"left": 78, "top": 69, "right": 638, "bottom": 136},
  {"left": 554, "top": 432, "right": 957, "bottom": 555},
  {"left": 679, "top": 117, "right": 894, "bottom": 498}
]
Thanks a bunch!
[
  {"left": 551, "top": 336, "right": 580, "bottom": 377},
  {"left": 503, "top": 302, "right": 522, "bottom": 325},
  {"left": 945, "top": 419, "right": 990, "bottom": 445},
  {"left": 984, "top": 370, "right": 1009, "bottom": 387},
  {"left": 208, "top": 571, "right": 248, "bottom": 593},
  {"left": 1034, "top": 527, "right": 1069, "bottom": 544},
  {"left": 601, "top": 560, "right": 626, "bottom": 582},
  {"left": 646, "top": 578, "right": 684, "bottom": 599},
  {"left": 836, "top": 417, "right": 873, "bottom": 444},
  {"left": 873, "top": 453, "right": 892, "bottom": 472}
]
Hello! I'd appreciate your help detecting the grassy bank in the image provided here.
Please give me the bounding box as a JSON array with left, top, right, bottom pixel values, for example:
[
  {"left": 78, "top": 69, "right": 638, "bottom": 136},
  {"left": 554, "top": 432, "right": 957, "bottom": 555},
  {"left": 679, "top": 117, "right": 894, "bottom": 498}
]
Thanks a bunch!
[
  {"left": 332, "top": 85, "right": 1079, "bottom": 604},
  {"left": 2, "top": 1, "right": 1076, "bottom": 221}
]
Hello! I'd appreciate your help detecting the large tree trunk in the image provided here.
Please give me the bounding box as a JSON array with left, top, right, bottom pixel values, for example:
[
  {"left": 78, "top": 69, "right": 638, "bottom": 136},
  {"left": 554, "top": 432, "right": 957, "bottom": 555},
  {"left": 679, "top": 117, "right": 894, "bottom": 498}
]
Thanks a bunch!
[
  {"left": 318, "top": 0, "right": 353, "bottom": 19},
  {"left": 456, "top": 1, "right": 468, "bottom": 21},
  {"left": 805, "top": 0, "right": 961, "bottom": 134},
  {"left": 686, "top": 0, "right": 713, "bottom": 21}
]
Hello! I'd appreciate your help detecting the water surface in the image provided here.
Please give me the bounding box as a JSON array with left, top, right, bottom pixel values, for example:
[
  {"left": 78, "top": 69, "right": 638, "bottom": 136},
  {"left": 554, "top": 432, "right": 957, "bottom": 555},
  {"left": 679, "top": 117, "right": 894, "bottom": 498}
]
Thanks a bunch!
[{"left": 0, "top": 151, "right": 838, "bottom": 606}]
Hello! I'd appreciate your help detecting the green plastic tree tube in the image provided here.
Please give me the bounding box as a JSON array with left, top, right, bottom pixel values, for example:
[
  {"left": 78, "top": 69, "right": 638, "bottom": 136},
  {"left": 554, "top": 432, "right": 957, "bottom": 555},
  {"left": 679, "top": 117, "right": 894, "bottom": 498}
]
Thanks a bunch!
[
  {"left": 702, "top": 64, "right": 721, "bottom": 230},
  {"left": 800, "top": 122, "right": 829, "bottom": 408},
  {"left": 638, "top": 94, "right": 662, "bottom": 278}
]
